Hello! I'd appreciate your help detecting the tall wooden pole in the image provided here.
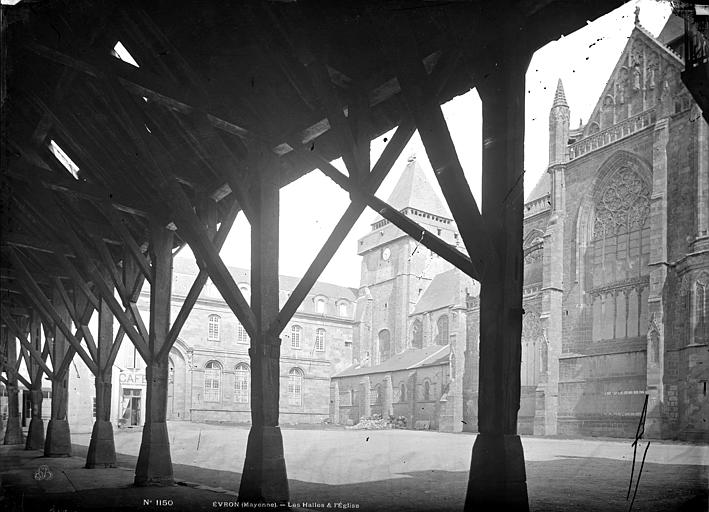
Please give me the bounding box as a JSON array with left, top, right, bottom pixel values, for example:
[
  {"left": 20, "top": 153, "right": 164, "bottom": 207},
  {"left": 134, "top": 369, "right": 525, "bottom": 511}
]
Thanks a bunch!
[
  {"left": 465, "top": 47, "right": 530, "bottom": 510},
  {"left": 25, "top": 311, "right": 45, "bottom": 450},
  {"left": 239, "top": 165, "right": 289, "bottom": 506},
  {"left": 44, "top": 287, "right": 72, "bottom": 456},
  {"left": 86, "top": 274, "right": 117, "bottom": 468},
  {"left": 134, "top": 219, "right": 174, "bottom": 485},
  {"left": 2, "top": 326, "right": 24, "bottom": 445}
]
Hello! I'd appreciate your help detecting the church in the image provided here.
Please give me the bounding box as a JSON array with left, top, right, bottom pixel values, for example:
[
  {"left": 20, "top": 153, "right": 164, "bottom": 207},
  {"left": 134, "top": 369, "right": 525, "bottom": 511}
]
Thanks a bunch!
[
  {"left": 57, "top": 15, "right": 707, "bottom": 442},
  {"left": 330, "top": 14, "right": 709, "bottom": 441}
]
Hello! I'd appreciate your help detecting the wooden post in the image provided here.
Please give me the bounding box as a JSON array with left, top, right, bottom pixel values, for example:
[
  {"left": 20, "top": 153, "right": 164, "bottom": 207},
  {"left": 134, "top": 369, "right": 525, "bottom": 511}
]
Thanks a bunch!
[
  {"left": 86, "top": 277, "right": 117, "bottom": 468},
  {"left": 239, "top": 166, "right": 289, "bottom": 506},
  {"left": 135, "top": 219, "right": 174, "bottom": 486},
  {"left": 465, "top": 51, "right": 530, "bottom": 510},
  {"left": 25, "top": 311, "right": 45, "bottom": 450},
  {"left": 44, "top": 288, "right": 72, "bottom": 457},
  {"left": 2, "top": 326, "right": 24, "bottom": 445}
]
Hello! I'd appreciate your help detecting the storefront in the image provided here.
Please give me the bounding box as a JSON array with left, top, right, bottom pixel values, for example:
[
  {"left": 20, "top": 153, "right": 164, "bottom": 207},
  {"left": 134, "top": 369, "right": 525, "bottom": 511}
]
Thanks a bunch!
[{"left": 117, "top": 369, "right": 147, "bottom": 427}]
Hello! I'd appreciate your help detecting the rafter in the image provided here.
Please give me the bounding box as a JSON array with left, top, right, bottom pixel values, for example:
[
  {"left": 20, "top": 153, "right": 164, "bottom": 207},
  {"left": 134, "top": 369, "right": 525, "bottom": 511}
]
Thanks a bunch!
[
  {"left": 24, "top": 41, "right": 257, "bottom": 142},
  {"left": 101, "top": 77, "right": 257, "bottom": 338},
  {"left": 162, "top": 199, "right": 239, "bottom": 358},
  {"left": 7, "top": 249, "right": 98, "bottom": 374},
  {"left": 4, "top": 314, "right": 54, "bottom": 380},
  {"left": 268, "top": 117, "right": 416, "bottom": 336},
  {"left": 395, "top": 47, "right": 495, "bottom": 278}
]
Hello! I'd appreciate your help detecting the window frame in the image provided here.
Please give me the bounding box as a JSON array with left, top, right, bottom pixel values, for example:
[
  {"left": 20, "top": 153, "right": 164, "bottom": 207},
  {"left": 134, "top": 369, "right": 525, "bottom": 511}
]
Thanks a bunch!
[
  {"left": 208, "top": 314, "right": 221, "bottom": 341},
  {"left": 234, "top": 363, "right": 250, "bottom": 404},
  {"left": 236, "top": 321, "right": 249, "bottom": 344},
  {"left": 291, "top": 325, "right": 302, "bottom": 349},
  {"left": 204, "top": 361, "right": 222, "bottom": 403},
  {"left": 288, "top": 367, "right": 304, "bottom": 406},
  {"left": 315, "top": 328, "right": 326, "bottom": 352}
]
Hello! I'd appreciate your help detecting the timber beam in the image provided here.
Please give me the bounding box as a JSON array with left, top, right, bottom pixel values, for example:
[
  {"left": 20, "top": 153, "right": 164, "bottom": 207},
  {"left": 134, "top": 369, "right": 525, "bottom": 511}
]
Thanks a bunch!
[
  {"left": 2, "top": 326, "right": 25, "bottom": 445},
  {"left": 101, "top": 77, "right": 256, "bottom": 338},
  {"left": 268, "top": 117, "right": 416, "bottom": 336},
  {"left": 311, "top": 152, "right": 477, "bottom": 278},
  {"left": 396, "top": 48, "right": 495, "bottom": 280},
  {"left": 7, "top": 249, "right": 98, "bottom": 374}
]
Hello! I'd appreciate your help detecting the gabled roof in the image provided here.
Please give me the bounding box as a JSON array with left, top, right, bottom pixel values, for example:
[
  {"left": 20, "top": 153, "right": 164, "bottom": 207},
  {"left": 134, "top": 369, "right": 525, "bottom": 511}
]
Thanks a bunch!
[
  {"left": 374, "top": 156, "right": 450, "bottom": 224},
  {"left": 526, "top": 172, "right": 550, "bottom": 203},
  {"left": 333, "top": 344, "right": 450, "bottom": 378},
  {"left": 581, "top": 22, "right": 683, "bottom": 139},
  {"left": 172, "top": 256, "right": 357, "bottom": 301},
  {"left": 412, "top": 268, "right": 466, "bottom": 315},
  {"left": 657, "top": 14, "right": 684, "bottom": 46}
]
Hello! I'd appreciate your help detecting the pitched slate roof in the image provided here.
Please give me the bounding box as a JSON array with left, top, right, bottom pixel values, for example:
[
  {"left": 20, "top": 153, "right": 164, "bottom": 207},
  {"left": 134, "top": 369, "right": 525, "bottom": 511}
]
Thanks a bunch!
[
  {"left": 411, "top": 268, "right": 464, "bottom": 315},
  {"left": 373, "top": 156, "right": 450, "bottom": 224},
  {"left": 172, "top": 256, "right": 357, "bottom": 301},
  {"left": 526, "top": 172, "right": 550, "bottom": 203},
  {"left": 333, "top": 344, "right": 450, "bottom": 378},
  {"left": 657, "top": 14, "right": 684, "bottom": 46}
]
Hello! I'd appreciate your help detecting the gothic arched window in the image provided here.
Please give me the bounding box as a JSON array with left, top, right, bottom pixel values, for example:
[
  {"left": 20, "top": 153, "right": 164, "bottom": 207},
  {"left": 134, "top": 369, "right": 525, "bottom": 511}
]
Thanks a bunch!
[
  {"left": 694, "top": 274, "right": 708, "bottom": 344},
  {"left": 378, "top": 329, "right": 391, "bottom": 363},
  {"left": 411, "top": 319, "right": 423, "bottom": 349},
  {"left": 423, "top": 380, "right": 431, "bottom": 401},
  {"left": 587, "top": 166, "right": 651, "bottom": 342},
  {"left": 436, "top": 315, "right": 449, "bottom": 346}
]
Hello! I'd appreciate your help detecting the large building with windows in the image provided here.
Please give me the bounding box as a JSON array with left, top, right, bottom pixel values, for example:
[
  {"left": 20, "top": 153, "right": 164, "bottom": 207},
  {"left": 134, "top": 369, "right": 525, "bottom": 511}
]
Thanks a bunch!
[
  {"left": 331, "top": 15, "right": 708, "bottom": 441},
  {"left": 67, "top": 257, "right": 356, "bottom": 430}
]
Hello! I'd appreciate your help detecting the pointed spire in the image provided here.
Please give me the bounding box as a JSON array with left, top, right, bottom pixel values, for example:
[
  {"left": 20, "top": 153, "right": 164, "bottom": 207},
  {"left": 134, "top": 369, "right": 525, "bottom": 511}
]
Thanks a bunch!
[
  {"left": 372, "top": 157, "right": 450, "bottom": 226},
  {"left": 552, "top": 78, "right": 568, "bottom": 108}
]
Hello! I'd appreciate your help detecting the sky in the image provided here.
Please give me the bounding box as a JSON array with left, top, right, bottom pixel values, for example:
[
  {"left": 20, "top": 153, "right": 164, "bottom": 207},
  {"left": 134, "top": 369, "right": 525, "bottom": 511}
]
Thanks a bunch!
[{"left": 180, "top": 0, "right": 673, "bottom": 289}]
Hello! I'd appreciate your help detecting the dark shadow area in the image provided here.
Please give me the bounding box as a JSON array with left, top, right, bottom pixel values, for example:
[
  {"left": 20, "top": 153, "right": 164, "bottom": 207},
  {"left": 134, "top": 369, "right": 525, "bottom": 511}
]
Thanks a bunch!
[{"left": 0, "top": 443, "right": 705, "bottom": 512}]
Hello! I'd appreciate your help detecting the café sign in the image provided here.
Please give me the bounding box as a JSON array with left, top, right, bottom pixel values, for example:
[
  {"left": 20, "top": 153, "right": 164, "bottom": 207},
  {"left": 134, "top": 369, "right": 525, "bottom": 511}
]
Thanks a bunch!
[{"left": 119, "top": 372, "right": 147, "bottom": 385}]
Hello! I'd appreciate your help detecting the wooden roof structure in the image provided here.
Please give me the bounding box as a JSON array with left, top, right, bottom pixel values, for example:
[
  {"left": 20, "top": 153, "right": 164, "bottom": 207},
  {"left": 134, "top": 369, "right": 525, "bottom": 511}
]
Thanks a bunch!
[
  {"left": 2, "top": 0, "right": 627, "bottom": 507},
  {"left": 2, "top": 0, "right": 621, "bottom": 303}
]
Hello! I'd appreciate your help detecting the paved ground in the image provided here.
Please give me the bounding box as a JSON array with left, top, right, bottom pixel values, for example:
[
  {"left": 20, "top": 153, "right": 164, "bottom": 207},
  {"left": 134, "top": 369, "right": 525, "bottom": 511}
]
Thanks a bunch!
[{"left": 1, "top": 421, "right": 707, "bottom": 511}]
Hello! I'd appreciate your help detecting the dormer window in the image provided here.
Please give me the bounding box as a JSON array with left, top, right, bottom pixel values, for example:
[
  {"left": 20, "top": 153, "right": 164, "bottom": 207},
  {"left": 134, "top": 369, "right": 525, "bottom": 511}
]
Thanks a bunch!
[
  {"left": 315, "top": 298, "right": 326, "bottom": 314},
  {"left": 111, "top": 41, "right": 140, "bottom": 67},
  {"left": 48, "top": 140, "right": 79, "bottom": 179}
]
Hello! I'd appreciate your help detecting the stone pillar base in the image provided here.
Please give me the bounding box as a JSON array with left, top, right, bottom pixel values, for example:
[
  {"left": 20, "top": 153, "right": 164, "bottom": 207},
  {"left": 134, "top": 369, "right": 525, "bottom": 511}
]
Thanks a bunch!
[
  {"left": 25, "top": 418, "right": 45, "bottom": 451},
  {"left": 239, "top": 426, "right": 289, "bottom": 507},
  {"left": 86, "top": 421, "right": 117, "bottom": 468},
  {"left": 134, "top": 422, "right": 173, "bottom": 486},
  {"left": 44, "top": 419, "right": 72, "bottom": 457},
  {"left": 465, "top": 434, "right": 529, "bottom": 511},
  {"left": 3, "top": 418, "right": 24, "bottom": 445}
]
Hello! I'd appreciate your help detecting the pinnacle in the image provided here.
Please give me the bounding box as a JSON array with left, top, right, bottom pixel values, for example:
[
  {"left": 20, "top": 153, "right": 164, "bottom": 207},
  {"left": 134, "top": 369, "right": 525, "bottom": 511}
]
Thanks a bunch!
[{"left": 552, "top": 78, "right": 568, "bottom": 108}]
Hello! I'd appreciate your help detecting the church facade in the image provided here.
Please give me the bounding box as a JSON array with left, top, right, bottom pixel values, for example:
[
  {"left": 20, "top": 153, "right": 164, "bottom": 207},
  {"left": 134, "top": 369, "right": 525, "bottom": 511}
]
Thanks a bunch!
[{"left": 331, "top": 16, "right": 708, "bottom": 441}]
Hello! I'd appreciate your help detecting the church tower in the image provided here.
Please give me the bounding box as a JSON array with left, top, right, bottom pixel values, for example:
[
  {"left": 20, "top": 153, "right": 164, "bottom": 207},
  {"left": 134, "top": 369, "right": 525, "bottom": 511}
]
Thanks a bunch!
[{"left": 353, "top": 155, "right": 458, "bottom": 367}]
